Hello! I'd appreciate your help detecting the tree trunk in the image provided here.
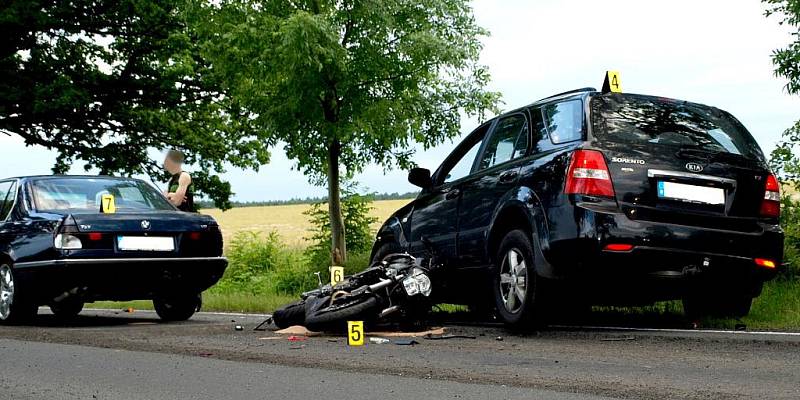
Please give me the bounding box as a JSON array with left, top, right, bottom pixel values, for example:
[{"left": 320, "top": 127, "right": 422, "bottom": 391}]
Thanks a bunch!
[{"left": 327, "top": 139, "right": 347, "bottom": 266}]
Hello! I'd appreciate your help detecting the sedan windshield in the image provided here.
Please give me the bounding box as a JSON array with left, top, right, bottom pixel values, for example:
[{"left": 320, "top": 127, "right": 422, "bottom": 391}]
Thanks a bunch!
[
  {"left": 590, "top": 95, "right": 765, "bottom": 161},
  {"left": 31, "top": 178, "right": 174, "bottom": 213}
]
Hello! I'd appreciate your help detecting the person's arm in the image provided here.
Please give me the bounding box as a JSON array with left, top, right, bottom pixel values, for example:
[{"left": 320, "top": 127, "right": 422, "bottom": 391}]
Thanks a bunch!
[{"left": 167, "top": 172, "right": 191, "bottom": 206}]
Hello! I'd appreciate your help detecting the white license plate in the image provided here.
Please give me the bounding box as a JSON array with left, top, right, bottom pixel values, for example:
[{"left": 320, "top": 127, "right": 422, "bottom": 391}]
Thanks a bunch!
[
  {"left": 657, "top": 181, "right": 725, "bottom": 205},
  {"left": 117, "top": 236, "right": 175, "bottom": 251}
]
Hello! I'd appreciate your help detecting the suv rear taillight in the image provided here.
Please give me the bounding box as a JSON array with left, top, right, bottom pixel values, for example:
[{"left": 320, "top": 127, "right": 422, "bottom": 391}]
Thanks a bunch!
[
  {"left": 565, "top": 150, "right": 615, "bottom": 197},
  {"left": 760, "top": 174, "right": 781, "bottom": 218}
]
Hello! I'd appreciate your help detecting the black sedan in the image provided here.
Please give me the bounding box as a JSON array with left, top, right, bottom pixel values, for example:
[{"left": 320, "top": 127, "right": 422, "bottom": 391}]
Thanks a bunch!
[{"left": 0, "top": 175, "right": 227, "bottom": 322}]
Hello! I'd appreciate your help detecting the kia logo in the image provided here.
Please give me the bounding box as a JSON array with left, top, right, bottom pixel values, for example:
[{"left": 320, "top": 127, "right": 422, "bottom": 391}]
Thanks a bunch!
[
  {"left": 141, "top": 220, "right": 151, "bottom": 230},
  {"left": 685, "top": 162, "right": 704, "bottom": 173}
]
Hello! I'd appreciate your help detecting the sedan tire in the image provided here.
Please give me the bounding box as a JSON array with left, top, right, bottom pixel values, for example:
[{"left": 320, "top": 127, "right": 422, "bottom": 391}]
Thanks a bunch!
[
  {"left": 50, "top": 298, "right": 84, "bottom": 320},
  {"left": 153, "top": 293, "right": 201, "bottom": 322}
]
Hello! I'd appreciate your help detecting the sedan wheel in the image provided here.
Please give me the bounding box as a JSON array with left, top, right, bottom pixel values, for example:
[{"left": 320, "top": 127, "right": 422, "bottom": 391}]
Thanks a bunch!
[
  {"left": 0, "top": 263, "right": 37, "bottom": 323},
  {"left": 0, "top": 264, "right": 15, "bottom": 320}
]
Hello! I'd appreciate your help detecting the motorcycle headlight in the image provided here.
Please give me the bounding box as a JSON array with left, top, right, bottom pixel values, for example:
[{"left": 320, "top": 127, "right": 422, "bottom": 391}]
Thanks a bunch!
[{"left": 402, "top": 268, "right": 432, "bottom": 297}]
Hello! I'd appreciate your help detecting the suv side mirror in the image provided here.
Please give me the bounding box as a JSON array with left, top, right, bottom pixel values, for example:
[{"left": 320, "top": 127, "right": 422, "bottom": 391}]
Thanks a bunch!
[{"left": 408, "top": 168, "right": 433, "bottom": 189}]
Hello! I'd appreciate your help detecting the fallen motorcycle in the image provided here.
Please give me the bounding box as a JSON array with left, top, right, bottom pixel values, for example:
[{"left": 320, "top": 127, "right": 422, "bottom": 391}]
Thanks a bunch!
[{"left": 272, "top": 253, "right": 438, "bottom": 331}]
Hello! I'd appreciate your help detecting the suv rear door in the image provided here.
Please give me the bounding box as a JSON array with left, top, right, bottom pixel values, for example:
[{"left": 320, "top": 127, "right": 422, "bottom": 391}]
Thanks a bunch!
[{"left": 589, "top": 94, "right": 771, "bottom": 231}]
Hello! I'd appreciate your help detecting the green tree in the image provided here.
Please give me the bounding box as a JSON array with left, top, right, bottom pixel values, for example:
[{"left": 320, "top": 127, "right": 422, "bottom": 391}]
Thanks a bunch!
[
  {"left": 304, "top": 184, "right": 378, "bottom": 269},
  {"left": 0, "top": 0, "right": 272, "bottom": 209},
  {"left": 765, "top": 0, "right": 800, "bottom": 277},
  {"left": 199, "top": 0, "right": 500, "bottom": 264}
]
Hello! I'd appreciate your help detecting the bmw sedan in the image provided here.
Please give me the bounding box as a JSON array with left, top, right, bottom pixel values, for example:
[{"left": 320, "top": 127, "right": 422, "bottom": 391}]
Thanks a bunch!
[{"left": 0, "top": 175, "right": 227, "bottom": 323}]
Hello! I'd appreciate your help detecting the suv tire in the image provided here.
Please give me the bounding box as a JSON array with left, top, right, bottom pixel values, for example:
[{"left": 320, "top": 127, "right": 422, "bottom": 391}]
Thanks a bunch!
[
  {"left": 682, "top": 293, "right": 753, "bottom": 319},
  {"left": 492, "top": 229, "right": 543, "bottom": 327}
]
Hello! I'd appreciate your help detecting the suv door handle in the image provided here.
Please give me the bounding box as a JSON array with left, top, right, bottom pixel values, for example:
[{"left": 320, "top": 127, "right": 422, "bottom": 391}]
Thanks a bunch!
[
  {"left": 444, "top": 188, "right": 461, "bottom": 200},
  {"left": 499, "top": 170, "right": 518, "bottom": 183}
]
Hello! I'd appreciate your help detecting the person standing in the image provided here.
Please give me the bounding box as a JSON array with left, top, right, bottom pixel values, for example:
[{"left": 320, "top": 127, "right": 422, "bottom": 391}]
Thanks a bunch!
[{"left": 163, "top": 150, "right": 194, "bottom": 212}]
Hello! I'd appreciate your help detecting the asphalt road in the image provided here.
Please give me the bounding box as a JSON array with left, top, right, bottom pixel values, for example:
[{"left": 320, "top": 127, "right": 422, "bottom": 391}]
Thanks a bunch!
[
  {"left": 1, "top": 338, "right": 613, "bottom": 400},
  {"left": 1, "top": 309, "right": 799, "bottom": 400}
]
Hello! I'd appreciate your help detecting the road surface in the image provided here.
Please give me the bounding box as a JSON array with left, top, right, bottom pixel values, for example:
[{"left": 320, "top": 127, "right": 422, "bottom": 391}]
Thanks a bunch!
[{"left": 0, "top": 309, "right": 798, "bottom": 399}]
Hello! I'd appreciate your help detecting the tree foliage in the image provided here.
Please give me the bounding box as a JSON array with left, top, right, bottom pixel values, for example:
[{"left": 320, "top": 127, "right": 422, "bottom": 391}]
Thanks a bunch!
[
  {"left": 764, "top": 0, "right": 800, "bottom": 186},
  {"left": 0, "top": 0, "right": 272, "bottom": 209},
  {"left": 765, "top": 0, "right": 800, "bottom": 277},
  {"left": 198, "top": 0, "right": 500, "bottom": 261}
]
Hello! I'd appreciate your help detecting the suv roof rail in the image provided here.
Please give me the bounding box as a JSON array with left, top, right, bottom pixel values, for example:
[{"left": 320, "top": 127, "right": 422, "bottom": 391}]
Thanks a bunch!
[{"left": 536, "top": 87, "right": 597, "bottom": 102}]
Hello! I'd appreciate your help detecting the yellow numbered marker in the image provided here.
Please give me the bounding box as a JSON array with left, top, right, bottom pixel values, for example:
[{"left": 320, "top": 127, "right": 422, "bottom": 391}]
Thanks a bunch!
[
  {"left": 330, "top": 266, "right": 344, "bottom": 286},
  {"left": 100, "top": 194, "right": 116, "bottom": 214},
  {"left": 603, "top": 70, "right": 622, "bottom": 93},
  {"left": 347, "top": 321, "right": 364, "bottom": 346}
]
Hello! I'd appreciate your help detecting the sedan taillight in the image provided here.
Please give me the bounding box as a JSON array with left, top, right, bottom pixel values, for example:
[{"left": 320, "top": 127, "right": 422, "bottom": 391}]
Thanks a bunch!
[
  {"left": 760, "top": 174, "right": 781, "bottom": 219},
  {"left": 565, "top": 150, "right": 615, "bottom": 198}
]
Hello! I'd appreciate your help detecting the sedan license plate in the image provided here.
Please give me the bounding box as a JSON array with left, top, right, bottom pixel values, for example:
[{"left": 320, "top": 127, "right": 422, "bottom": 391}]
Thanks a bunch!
[
  {"left": 117, "top": 236, "right": 175, "bottom": 251},
  {"left": 657, "top": 181, "right": 725, "bottom": 205}
]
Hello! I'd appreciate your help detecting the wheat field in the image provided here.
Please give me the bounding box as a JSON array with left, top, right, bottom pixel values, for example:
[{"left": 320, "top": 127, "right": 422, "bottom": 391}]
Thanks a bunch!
[{"left": 201, "top": 199, "right": 412, "bottom": 247}]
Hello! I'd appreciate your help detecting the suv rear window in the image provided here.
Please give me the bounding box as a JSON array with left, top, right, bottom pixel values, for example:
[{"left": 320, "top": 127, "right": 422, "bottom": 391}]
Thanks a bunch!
[{"left": 590, "top": 95, "right": 764, "bottom": 161}]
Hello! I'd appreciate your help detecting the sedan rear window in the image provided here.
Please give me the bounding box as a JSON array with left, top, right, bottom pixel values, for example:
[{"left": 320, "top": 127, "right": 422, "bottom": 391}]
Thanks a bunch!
[
  {"left": 31, "top": 178, "right": 174, "bottom": 213},
  {"left": 590, "top": 95, "right": 764, "bottom": 161}
]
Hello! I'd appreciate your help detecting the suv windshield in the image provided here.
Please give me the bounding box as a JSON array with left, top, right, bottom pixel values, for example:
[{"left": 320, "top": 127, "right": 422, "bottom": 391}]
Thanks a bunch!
[
  {"left": 590, "top": 95, "right": 764, "bottom": 161},
  {"left": 31, "top": 178, "right": 174, "bottom": 213}
]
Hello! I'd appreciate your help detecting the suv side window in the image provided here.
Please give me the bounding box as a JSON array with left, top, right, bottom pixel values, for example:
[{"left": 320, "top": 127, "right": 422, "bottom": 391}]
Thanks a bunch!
[
  {"left": 543, "top": 100, "right": 584, "bottom": 144},
  {"left": 477, "top": 114, "right": 528, "bottom": 171},
  {"left": 529, "top": 107, "right": 551, "bottom": 153},
  {"left": 439, "top": 123, "right": 490, "bottom": 185},
  {"left": 0, "top": 181, "right": 15, "bottom": 221}
]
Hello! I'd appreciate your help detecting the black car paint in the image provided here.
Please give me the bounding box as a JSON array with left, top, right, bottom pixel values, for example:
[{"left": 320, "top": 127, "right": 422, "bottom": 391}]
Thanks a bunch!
[
  {"left": 0, "top": 176, "right": 227, "bottom": 304},
  {"left": 373, "top": 91, "right": 783, "bottom": 304}
]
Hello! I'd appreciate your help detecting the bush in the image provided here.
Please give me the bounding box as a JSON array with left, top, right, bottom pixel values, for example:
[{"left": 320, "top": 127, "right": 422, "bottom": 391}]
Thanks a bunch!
[
  {"left": 212, "top": 231, "right": 308, "bottom": 296},
  {"left": 211, "top": 230, "right": 374, "bottom": 299},
  {"left": 780, "top": 195, "right": 800, "bottom": 279}
]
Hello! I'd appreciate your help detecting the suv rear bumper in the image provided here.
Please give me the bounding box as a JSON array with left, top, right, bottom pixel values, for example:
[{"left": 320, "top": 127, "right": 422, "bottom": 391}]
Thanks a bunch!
[
  {"left": 13, "top": 257, "right": 227, "bottom": 303},
  {"left": 542, "top": 203, "right": 783, "bottom": 296}
]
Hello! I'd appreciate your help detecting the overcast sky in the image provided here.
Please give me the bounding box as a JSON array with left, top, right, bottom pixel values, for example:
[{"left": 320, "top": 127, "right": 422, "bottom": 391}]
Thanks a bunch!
[{"left": 2, "top": 0, "right": 798, "bottom": 201}]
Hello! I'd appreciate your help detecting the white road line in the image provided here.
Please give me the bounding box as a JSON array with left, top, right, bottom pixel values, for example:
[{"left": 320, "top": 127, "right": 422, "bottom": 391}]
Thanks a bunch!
[
  {"left": 83, "top": 308, "right": 272, "bottom": 319},
  {"left": 550, "top": 324, "right": 800, "bottom": 337}
]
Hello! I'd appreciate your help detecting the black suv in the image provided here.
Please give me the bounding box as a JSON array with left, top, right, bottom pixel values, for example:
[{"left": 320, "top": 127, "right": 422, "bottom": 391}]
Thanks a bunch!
[{"left": 371, "top": 88, "right": 783, "bottom": 325}]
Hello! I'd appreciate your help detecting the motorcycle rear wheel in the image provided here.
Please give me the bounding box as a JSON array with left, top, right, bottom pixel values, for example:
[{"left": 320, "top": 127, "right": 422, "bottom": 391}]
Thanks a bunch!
[
  {"left": 272, "top": 300, "right": 306, "bottom": 329},
  {"left": 305, "top": 295, "right": 379, "bottom": 332}
]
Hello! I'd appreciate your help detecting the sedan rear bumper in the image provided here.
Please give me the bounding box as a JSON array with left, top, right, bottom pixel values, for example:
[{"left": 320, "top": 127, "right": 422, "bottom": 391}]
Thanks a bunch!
[{"left": 14, "top": 256, "right": 228, "bottom": 303}]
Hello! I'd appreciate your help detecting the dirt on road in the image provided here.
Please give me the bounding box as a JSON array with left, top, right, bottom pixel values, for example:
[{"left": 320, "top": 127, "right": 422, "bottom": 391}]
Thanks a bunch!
[{"left": 1, "top": 309, "right": 799, "bottom": 400}]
